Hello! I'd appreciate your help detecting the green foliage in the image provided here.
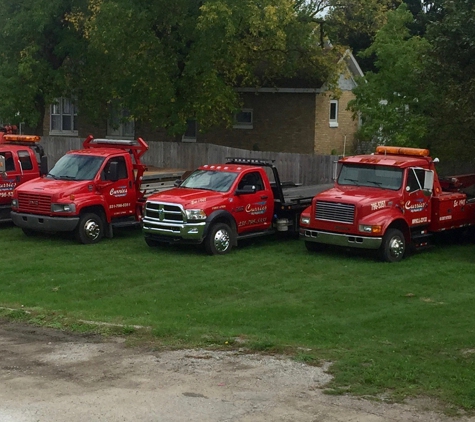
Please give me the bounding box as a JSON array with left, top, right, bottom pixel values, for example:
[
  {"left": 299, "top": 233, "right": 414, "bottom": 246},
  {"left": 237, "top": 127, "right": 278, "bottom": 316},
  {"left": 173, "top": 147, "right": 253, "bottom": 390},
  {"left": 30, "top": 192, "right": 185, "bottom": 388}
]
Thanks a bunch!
[
  {"left": 0, "top": 0, "right": 88, "bottom": 129},
  {"left": 348, "top": 4, "right": 433, "bottom": 147},
  {"left": 74, "top": 0, "right": 339, "bottom": 134},
  {"left": 423, "top": 0, "right": 475, "bottom": 159}
]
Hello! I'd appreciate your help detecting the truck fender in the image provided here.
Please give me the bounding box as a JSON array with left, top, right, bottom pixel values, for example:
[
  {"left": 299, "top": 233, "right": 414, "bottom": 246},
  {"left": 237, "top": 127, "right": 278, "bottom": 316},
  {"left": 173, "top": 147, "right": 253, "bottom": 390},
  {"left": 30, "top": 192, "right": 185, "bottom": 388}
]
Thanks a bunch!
[
  {"left": 203, "top": 210, "right": 238, "bottom": 246},
  {"left": 360, "top": 208, "right": 410, "bottom": 239}
]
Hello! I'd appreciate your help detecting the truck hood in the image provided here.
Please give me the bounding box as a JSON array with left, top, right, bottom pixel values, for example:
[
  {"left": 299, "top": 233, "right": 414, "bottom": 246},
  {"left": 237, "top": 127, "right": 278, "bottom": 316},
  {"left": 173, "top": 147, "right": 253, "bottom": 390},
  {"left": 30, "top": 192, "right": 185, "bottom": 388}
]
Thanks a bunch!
[
  {"left": 316, "top": 186, "right": 400, "bottom": 207},
  {"left": 148, "top": 188, "right": 225, "bottom": 208},
  {"left": 15, "top": 177, "right": 93, "bottom": 197}
]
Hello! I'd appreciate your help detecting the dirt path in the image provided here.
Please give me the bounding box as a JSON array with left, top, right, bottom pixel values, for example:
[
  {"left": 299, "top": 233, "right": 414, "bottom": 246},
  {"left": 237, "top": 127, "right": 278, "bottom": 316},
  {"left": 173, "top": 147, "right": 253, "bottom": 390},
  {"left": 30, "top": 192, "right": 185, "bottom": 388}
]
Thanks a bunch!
[{"left": 0, "top": 320, "right": 473, "bottom": 422}]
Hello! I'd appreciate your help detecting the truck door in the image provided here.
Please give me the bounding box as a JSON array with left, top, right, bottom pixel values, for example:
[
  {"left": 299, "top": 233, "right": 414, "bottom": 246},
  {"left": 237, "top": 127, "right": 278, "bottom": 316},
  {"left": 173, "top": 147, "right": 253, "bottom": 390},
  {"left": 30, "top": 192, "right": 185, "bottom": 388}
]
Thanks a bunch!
[
  {"left": 404, "top": 167, "right": 433, "bottom": 226},
  {"left": 234, "top": 171, "right": 273, "bottom": 233},
  {"left": 101, "top": 156, "right": 136, "bottom": 218}
]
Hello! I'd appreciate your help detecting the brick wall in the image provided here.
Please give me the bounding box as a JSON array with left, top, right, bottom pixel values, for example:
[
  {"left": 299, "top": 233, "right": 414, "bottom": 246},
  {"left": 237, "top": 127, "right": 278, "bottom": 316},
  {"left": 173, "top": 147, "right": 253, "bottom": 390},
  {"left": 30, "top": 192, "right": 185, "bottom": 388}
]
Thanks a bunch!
[
  {"left": 314, "top": 90, "right": 358, "bottom": 155},
  {"left": 201, "top": 93, "right": 316, "bottom": 154}
]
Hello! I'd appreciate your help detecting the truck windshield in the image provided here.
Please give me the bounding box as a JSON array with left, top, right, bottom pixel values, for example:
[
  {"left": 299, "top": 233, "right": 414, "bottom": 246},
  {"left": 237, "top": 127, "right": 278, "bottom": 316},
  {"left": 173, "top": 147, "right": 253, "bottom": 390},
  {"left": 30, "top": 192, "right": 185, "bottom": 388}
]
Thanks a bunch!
[
  {"left": 181, "top": 170, "right": 238, "bottom": 192},
  {"left": 47, "top": 154, "right": 105, "bottom": 181},
  {"left": 338, "top": 164, "right": 403, "bottom": 191}
]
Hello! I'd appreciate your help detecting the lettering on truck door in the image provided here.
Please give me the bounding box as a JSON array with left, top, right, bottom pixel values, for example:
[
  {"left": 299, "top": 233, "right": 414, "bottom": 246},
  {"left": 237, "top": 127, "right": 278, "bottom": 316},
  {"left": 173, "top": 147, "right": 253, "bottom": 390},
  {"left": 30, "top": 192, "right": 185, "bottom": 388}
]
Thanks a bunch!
[
  {"left": 0, "top": 151, "right": 18, "bottom": 198},
  {"left": 234, "top": 171, "right": 273, "bottom": 232},
  {"left": 404, "top": 167, "right": 433, "bottom": 226},
  {"left": 101, "top": 156, "right": 136, "bottom": 217}
]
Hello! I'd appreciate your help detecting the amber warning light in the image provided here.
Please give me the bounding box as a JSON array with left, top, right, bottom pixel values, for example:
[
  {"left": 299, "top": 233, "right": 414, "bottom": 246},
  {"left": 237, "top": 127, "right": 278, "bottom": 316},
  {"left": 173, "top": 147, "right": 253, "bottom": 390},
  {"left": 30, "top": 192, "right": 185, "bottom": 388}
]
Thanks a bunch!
[
  {"left": 1, "top": 134, "right": 41, "bottom": 143},
  {"left": 376, "top": 146, "right": 429, "bottom": 157}
]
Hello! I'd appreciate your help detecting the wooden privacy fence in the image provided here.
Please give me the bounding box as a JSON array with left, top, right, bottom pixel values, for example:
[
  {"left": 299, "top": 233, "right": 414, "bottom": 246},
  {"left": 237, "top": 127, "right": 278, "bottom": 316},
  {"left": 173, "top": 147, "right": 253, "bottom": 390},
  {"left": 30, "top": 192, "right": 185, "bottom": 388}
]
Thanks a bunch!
[{"left": 41, "top": 137, "right": 339, "bottom": 185}]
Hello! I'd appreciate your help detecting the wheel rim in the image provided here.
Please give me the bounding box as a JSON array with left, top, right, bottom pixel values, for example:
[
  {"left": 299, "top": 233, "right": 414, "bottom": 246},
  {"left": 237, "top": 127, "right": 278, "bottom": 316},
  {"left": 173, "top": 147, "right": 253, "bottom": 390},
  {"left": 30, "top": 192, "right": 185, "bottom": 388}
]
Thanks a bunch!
[
  {"left": 213, "top": 228, "right": 230, "bottom": 253},
  {"left": 388, "top": 236, "right": 404, "bottom": 259},
  {"left": 84, "top": 219, "right": 101, "bottom": 241}
]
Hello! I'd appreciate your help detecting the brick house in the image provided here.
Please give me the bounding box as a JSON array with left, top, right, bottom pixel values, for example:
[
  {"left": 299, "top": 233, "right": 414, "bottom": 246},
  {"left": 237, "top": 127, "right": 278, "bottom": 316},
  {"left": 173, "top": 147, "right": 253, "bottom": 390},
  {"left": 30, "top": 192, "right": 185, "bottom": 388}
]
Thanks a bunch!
[{"left": 42, "top": 50, "right": 363, "bottom": 155}]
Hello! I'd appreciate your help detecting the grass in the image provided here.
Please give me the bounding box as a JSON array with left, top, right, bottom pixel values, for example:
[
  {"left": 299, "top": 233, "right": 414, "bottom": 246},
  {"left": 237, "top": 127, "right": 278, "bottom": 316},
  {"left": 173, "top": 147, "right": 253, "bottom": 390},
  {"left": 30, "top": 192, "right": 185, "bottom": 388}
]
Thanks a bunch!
[{"left": 1, "top": 222, "right": 475, "bottom": 412}]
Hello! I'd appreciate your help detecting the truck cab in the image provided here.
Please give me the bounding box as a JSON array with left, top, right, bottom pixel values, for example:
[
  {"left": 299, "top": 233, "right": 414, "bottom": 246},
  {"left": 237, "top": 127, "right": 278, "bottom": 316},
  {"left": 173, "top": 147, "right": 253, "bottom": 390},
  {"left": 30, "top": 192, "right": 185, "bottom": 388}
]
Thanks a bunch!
[
  {"left": 11, "top": 136, "right": 150, "bottom": 243},
  {"left": 0, "top": 133, "right": 47, "bottom": 222},
  {"left": 300, "top": 146, "right": 475, "bottom": 262}
]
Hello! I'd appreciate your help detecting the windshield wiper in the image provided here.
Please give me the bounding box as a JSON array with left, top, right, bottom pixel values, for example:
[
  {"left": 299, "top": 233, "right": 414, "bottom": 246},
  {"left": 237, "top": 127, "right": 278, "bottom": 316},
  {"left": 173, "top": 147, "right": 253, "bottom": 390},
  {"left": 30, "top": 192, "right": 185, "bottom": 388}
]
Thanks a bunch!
[
  {"left": 46, "top": 173, "right": 58, "bottom": 180},
  {"left": 366, "top": 180, "right": 383, "bottom": 187},
  {"left": 57, "top": 175, "right": 77, "bottom": 181},
  {"left": 342, "top": 178, "right": 360, "bottom": 186}
]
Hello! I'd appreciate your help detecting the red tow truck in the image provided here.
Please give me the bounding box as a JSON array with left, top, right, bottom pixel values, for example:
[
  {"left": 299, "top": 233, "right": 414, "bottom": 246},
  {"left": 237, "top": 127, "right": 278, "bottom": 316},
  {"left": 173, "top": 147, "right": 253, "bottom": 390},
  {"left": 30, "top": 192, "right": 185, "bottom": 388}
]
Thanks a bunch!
[
  {"left": 11, "top": 136, "right": 183, "bottom": 243},
  {"left": 300, "top": 146, "right": 475, "bottom": 262},
  {"left": 0, "top": 133, "right": 47, "bottom": 222},
  {"left": 142, "top": 158, "right": 330, "bottom": 254}
]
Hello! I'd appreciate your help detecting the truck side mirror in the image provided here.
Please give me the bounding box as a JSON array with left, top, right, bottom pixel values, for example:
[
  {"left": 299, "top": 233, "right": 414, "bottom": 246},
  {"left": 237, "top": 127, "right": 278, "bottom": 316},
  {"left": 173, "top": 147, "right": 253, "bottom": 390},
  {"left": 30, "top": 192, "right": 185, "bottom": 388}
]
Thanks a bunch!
[
  {"left": 40, "top": 156, "right": 48, "bottom": 176},
  {"left": 174, "top": 179, "right": 183, "bottom": 187},
  {"left": 236, "top": 185, "right": 256, "bottom": 195}
]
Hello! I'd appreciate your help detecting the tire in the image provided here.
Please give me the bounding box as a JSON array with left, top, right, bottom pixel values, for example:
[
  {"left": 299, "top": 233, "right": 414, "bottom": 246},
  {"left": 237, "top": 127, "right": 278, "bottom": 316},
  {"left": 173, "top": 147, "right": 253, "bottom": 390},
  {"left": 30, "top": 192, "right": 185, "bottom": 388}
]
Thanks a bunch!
[
  {"left": 305, "top": 241, "right": 327, "bottom": 252},
  {"left": 379, "top": 228, "right": 406, "bottom": 262},
  {"left": 75, "top": 213, "right": 104, "bottom": 244},
  {"left": 22, "top": 228, "right": 37, "bottom": 237},
  {"left": 205, "top": 223, "right": 233, "bottom": 255}
]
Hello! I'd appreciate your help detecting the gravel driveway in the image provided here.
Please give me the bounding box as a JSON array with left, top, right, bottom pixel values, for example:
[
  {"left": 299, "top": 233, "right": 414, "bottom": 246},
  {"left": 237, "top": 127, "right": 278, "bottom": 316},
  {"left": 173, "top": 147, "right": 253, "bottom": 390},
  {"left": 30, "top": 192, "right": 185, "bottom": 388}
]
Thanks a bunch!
[{"left": 0, "top": 320, "right": 473, "bottom": 422}]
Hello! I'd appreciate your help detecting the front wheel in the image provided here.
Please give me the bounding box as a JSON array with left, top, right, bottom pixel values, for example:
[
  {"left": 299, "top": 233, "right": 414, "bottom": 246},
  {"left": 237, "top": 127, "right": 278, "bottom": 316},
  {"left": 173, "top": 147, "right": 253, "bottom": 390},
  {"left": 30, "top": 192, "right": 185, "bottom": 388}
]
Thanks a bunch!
[
  {"left": 379, "top": 228, "right": 406, "bottom": 262},
  {"left": 205, "top": 223, "right": 233, "bottom": 255},
  {"left": 75, "top": 213, "right": 104, "bottom": 244}
]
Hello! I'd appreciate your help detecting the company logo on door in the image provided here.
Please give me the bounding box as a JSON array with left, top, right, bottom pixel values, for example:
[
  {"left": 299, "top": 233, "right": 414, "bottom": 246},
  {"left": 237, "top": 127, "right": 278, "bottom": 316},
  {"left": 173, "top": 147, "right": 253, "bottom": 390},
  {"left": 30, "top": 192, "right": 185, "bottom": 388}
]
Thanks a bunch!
[
  {"left": 245, "top": 202, "right": 267, "bottom": 215},
  {"left": 110, "top": 186, "right": 127, "bottom": 197},
  {"left": 405, "top": 199, "right": 426, "bottom": 212}
]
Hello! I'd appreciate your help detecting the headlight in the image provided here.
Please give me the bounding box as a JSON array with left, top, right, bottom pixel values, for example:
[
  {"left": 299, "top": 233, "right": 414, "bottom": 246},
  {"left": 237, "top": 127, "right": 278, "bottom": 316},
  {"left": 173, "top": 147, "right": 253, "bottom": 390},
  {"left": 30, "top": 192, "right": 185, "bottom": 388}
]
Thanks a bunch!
[
  {"left": 300, "top": 216, "right": 310, "bottom": 225},
  {"left": 51, "top": 203, "right": 76, "bottom": 213},
  {"left": 359, "top": 224, "right": 382, "bottom": 234},
  {"left": 185, "top": 209, "right": 207, "bottom": 221},
  {"left": 11, "top": 199, "right": 18, "bottom": 208}
]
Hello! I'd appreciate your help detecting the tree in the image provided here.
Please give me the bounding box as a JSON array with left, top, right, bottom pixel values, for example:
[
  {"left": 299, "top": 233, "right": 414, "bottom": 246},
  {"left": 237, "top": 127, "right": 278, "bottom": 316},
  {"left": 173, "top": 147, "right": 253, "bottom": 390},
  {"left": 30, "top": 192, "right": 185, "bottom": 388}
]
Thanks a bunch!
[
  {"left": 423, "top": 0, "right": 475, "bottom": 158},
  {"left": 347, "top": 4, "right": 433, "bottom": 148},
  {"left": 69, "top": 0, "right": 341, "bottom": 135},
  {"left": 325, "top": 0, "right": 401, "bottom": 72},
  {"left": 0, "top": 0, "right": 88, "bottom": 131}
]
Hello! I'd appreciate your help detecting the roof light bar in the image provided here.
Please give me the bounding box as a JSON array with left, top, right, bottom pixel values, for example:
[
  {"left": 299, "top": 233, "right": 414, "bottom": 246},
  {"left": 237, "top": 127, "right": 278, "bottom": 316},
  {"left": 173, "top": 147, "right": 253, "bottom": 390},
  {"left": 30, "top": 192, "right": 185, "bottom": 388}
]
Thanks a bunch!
[
  {"left": 376, "top": 146, "right": 430, "bottom": 157},
  {"left": 89, "top": 138, "right": 137, "bottom": 146},
  {"left": 2, "top": 134, "right": 41, "bottom": 143}
]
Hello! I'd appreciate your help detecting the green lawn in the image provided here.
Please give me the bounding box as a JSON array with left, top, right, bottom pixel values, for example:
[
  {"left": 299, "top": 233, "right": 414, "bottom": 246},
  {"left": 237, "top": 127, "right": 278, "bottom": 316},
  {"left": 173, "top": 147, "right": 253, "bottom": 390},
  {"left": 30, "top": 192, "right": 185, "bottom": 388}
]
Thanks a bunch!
[{"left": 1, "top": 223, "right": 475, "bottom": 413}]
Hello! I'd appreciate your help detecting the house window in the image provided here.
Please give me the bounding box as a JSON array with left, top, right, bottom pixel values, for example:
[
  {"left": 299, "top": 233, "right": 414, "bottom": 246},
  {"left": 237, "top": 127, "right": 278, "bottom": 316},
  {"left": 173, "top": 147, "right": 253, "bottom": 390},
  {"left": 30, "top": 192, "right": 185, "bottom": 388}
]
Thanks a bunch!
[
  {"left": 50, "top": 98, "right": 78, "bottom": 135},
  {"left": 107, "top": 108, "right": 134, "bottom": 138},
  {"left": 182, "top": 119, "right": 197, "bottom": 142},
  {"left": 233, "top": 109, "right": 253, "bottom": 129},
  {"left": 329, "top": 100, "right": 338, "bottom": 128}
]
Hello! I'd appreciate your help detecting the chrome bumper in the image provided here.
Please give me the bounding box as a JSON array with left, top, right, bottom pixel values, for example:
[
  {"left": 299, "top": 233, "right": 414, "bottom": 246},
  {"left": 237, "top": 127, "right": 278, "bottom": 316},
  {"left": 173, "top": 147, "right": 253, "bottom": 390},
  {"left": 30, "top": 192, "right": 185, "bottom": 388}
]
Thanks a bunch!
[
  {"left": 300, "top": 228, "right": 382, "bottom": 249},
  {"left": 142, "top": 218, "right": 206, "bottom": 241}
]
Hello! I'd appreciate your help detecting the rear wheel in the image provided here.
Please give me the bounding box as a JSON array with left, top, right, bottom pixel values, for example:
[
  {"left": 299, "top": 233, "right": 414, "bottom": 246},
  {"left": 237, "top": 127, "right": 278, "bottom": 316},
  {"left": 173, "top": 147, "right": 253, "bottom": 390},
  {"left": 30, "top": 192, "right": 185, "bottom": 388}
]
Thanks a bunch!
[
  {"left": 379, "top": 228, "right": 405, "bottom": 262},
  {"left": 205, "top": 223, "right": 233, "bottom": 255},
  {"left": 75, "top": 213, "right": 104, "bottom": 244}
]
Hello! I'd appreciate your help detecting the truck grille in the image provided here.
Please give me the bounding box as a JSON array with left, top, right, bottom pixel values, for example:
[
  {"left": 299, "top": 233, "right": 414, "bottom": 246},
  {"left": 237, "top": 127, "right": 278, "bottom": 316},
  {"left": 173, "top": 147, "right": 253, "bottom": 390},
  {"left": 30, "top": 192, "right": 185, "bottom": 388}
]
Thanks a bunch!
[
  {"left": 17, "top": 192, "right": 51, "bottom": 214},
  {"left": 145, "top": 202, "right": 184, "bottom": 223},
  {"left": 315, "top": 201, "right": 355, "bottom": 224}
]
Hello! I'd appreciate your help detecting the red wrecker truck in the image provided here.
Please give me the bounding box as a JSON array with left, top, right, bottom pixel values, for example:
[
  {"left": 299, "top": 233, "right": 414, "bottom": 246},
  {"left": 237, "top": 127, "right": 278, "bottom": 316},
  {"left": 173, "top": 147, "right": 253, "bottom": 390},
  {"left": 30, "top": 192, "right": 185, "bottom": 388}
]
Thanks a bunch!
[
  {"left": 142, "top": 158, "right": 331, "bottom": 254},
  {"left": 11, "top": 136, "right": 183, "bottom": 243},
  {"left": 300, "top": 146, "right": 475, "bottom": 262},
  {"left": 0, "top": 133, "right": 47, "bottom": 222}
]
